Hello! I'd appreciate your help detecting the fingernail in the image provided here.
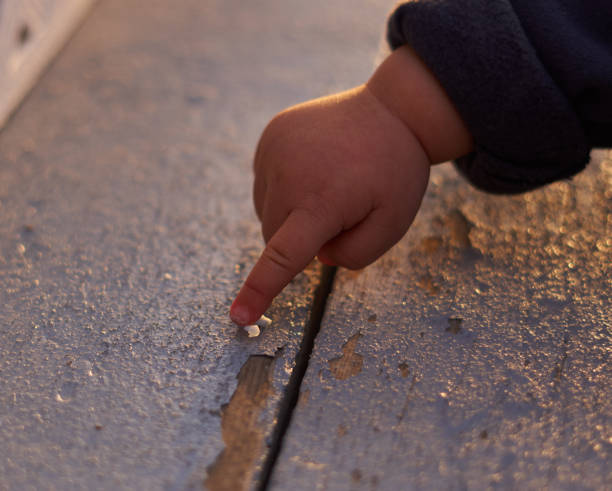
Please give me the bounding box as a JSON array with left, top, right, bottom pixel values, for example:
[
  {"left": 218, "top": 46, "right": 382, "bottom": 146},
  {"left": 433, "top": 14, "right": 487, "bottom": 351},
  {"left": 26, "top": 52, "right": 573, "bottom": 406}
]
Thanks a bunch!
[{"left": 230, "top": 303, "right": 252, "bottom": 326}]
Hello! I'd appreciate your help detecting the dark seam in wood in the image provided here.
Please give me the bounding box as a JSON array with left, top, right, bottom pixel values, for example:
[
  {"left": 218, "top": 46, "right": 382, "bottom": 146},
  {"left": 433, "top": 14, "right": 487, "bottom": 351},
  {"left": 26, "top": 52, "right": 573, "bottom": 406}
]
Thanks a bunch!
[{"left": 256, "top": 264, "right": 337, "bottom": 490}]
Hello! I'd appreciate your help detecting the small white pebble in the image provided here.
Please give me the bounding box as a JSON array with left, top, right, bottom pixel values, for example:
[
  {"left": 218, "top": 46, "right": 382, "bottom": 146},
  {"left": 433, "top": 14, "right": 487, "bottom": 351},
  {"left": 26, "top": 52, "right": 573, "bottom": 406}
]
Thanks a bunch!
[
  {"left": 243, "top": 324, "right": 260, "bottom": 337},
  {"left": 256, "top": 315, "right": 272, "bottom": 328}
]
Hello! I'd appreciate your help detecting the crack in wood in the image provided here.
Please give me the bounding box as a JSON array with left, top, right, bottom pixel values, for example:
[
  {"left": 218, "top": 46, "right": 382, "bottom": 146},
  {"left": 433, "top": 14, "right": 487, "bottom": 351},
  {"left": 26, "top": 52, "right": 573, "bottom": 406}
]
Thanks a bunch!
[
  {"left": 256, "top": 265, "right": 336, "bottom": 490},
  {"left": 397, "top": 374, "right": 417, "bottom": 422},
  {"left": 553, "top": 351, "right": 568, "bottom": 383}
]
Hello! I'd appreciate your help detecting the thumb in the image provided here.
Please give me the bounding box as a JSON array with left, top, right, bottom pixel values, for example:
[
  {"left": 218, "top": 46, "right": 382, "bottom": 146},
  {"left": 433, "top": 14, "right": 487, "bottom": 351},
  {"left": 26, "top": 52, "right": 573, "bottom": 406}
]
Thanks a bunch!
[{"left": 318, "top": 206, "right": 406, "bottom": 270}]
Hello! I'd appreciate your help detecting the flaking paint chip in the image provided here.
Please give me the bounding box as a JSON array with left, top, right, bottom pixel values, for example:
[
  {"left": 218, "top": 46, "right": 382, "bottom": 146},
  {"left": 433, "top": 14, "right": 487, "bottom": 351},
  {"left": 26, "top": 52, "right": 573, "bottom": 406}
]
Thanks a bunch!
[
  {"left": 244, "top": 324, "right": 260, "bottom": 337},
  {"left": 242, "top": 315, "right": 272, "bottom": 337}
]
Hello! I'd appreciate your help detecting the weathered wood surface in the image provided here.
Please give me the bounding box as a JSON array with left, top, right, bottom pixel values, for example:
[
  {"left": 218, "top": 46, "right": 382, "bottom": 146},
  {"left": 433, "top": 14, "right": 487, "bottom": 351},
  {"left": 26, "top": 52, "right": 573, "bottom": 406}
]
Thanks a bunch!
[
  {"left": 0, "top": 0, "right": 95, "bottom": 128},
  {"left": 271, "top": 152, "right": 611, "bottom": 490},
  {"left": 0, "top": 0, "right": 389, "bottom": 489}
]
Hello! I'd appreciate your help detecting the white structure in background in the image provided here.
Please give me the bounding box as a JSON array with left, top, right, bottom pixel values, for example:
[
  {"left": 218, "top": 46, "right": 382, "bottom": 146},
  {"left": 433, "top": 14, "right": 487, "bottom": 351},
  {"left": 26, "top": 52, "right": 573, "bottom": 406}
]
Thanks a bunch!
[{"left": 0, "top": 0, "right": 94, "bottom": 128}]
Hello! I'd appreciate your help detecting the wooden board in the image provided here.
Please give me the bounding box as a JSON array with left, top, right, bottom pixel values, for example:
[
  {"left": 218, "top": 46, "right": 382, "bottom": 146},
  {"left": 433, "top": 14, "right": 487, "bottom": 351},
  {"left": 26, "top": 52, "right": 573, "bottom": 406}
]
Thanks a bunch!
[
  {"left": 0, "top": 0, "right": 390, "bottom": 489},
  {"left": 270, "top": 151, "right": 612, "bottom": 490}
]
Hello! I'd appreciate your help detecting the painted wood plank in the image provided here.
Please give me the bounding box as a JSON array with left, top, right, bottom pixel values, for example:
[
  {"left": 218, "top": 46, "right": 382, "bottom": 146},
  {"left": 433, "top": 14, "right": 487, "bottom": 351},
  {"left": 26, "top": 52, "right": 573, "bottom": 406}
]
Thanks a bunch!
[
  {"left": 0, "top": 0, "right": 95, "bottom": 128},
  {"left": 0, "top": 0, "right": 390, "bottom": 488},
  {"left": 271, "top": 151, "right": 611, "bottom": 490}
]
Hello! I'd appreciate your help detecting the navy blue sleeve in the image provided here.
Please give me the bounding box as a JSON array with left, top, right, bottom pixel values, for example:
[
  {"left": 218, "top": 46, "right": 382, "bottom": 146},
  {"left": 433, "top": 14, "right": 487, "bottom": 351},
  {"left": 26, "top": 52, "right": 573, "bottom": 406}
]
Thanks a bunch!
[{"left": 387, "top": 0, "right": 612, "bottom": 193}]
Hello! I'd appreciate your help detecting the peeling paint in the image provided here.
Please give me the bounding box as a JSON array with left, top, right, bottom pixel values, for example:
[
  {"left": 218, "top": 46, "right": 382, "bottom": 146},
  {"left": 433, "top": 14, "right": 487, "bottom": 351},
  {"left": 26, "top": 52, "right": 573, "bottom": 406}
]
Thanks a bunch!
[
  {"left": 446, "top": 318, "right": 463, "bottom": 334},
  {"left": 328, "top": 333, "right": 363, "bottom": 380},
  {"left": 419, "top": 235, "right": 443, "bottom": 254},
  {"left": 417, "top": 273, "right": 440, "bottom": 295},
  {"left": 243, "top": 325, "right": 260, "bottom": 337},
  {"left": 298, "top": 388, "right": 310, "bottom": 407},
  {"left": 445, "top": 209, "right": 472, "bottom": 249},
  {"left": 205, "top": 355, "right": 275, "bottom": 491},
  {"left": 267, "top": 153, "right": 611, "bottom": 491}
]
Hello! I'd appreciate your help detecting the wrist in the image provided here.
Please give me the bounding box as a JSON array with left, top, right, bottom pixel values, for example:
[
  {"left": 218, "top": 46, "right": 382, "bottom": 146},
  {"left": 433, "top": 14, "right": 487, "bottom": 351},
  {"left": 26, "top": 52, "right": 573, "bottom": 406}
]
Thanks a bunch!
[{"left": 366, "top": 45, "right": 473, "bottom": 164}]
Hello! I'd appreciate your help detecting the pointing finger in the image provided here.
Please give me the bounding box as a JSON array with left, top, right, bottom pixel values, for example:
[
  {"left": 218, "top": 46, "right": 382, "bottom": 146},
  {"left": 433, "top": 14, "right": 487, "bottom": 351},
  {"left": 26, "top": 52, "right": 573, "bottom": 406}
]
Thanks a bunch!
[{"left": 230, "top": 207, "right": 339, "bottom": 325}]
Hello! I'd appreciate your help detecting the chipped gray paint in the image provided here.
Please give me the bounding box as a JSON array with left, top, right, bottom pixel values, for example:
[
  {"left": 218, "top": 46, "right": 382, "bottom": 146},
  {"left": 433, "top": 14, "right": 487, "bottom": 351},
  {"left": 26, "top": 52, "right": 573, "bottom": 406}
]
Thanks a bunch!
[
  {"left": 0, "top": 0, "right": 391, "bottom": 488},
  {"left": 271, "top": 152, "right": 611, "bottom": 490}
]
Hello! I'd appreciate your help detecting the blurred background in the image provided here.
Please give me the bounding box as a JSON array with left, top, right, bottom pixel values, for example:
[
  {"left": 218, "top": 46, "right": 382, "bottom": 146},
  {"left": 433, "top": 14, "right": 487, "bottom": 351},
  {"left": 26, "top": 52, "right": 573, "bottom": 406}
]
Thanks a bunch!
[{"left": 0, "top": 0, "right": 94, "bottom": 128}]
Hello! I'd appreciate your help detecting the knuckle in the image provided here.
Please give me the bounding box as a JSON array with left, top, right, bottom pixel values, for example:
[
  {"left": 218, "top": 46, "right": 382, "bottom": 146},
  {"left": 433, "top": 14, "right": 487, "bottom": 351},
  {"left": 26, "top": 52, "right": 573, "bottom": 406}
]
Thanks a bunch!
[
  {"left": 263, "top": 241, "right": 294, "bottom": 273},
  {"left": 297, "top": 192, "right": 337, "bottom": 227},
  {"left": 242, "top": 277, "right": 268, "bottom": 300}
]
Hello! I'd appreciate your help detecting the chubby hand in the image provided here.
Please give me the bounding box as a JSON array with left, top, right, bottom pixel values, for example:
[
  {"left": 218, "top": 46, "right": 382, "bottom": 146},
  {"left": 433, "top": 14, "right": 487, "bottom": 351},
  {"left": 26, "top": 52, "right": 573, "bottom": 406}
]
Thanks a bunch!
[
  {"left": 230, "top": 85, "right": 430, "bottom": 325},
  {"left": 230, "top": 46, "right": 472, "bottom": 325}
]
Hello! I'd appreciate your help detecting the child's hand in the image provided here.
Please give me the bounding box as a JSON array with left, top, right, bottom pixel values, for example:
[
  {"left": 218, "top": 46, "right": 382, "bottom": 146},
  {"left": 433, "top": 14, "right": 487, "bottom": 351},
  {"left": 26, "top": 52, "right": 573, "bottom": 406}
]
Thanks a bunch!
[
  {"left": 230, "top": 85, "right": 430, "bottom": 325},
  {"left": 230, "top": 46, "right": 472, "bottom": 326}
]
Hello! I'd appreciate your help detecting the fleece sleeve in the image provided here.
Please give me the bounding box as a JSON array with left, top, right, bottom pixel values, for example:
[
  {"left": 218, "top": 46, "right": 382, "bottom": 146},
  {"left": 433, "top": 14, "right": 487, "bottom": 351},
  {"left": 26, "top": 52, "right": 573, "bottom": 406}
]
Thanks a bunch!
[{"left": 387, "top": 0, "right": 612, "bottom": 193}]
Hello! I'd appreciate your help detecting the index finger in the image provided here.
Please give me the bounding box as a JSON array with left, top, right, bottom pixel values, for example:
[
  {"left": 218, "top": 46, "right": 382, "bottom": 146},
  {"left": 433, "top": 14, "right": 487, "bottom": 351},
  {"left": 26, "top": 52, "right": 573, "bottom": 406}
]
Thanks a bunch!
[{"left": 230, "top": 208, "right": 339, "bottom": 325}]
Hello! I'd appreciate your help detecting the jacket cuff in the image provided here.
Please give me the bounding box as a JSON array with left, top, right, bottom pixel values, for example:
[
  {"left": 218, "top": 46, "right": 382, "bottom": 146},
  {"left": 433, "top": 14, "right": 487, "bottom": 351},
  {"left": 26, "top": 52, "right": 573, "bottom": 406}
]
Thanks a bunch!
[{"left": 387, "top": 0, "right": 590, "bottom": 193}]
